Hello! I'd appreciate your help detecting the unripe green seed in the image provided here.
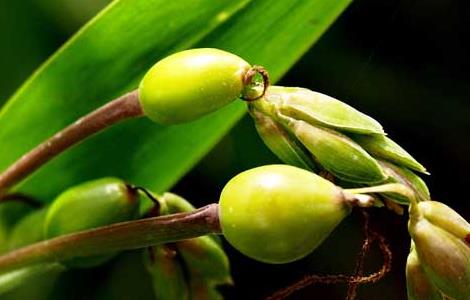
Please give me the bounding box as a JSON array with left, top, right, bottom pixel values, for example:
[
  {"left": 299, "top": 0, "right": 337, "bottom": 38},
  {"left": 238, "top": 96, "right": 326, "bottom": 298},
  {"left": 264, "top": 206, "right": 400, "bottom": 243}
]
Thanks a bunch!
[
  {"left": 219, "top": 165, "right": 351, "bottom": 264},
  {"left": 0, "top": 201, "right": 35, "bottom": 253},
  {"left": 8, "top": 208, "right": 48, "bottom": 251},
  {"left": 44, "top": 177, "right": 139, "bottom": 268},
  {"left": 139, "top": 48, "right": 251, "bottom": 125}
]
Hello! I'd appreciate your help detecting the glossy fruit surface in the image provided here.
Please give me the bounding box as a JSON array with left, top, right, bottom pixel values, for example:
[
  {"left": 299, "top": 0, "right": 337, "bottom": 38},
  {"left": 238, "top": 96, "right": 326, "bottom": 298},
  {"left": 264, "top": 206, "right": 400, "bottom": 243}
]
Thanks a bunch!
[
  {"left": 44, "top": 177, "right": 139, "bottom": 267},
  {"left": 139, "top": 48, "right": 250, "bottom": 125},
  {"left": 219, "top": 165, "right": 350, "bottom": 264}
]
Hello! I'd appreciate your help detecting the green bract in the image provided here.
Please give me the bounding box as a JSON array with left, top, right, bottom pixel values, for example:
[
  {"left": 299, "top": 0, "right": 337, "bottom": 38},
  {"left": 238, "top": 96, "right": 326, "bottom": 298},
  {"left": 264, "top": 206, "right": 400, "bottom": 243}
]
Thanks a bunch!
[
  {"left": 219, "top": 164, "right": 350, "bottom": 264},
  {"left": 409, "top": 201, "right": 470, "bottom": 299},
  {"left": 144, "top": 245, "right": 189, "bottom": 300},
  {"left": 406, "top": 244, "right": 443, "bottom": 300},
  {"left": 248, "top": 85, "right": 429, "bottom": 204},
  {"left": 139, "top": 48, "right": 251, "bottom": 125},
  {"left": 44, "top": 177, "right": 139, "bottom": 268}
]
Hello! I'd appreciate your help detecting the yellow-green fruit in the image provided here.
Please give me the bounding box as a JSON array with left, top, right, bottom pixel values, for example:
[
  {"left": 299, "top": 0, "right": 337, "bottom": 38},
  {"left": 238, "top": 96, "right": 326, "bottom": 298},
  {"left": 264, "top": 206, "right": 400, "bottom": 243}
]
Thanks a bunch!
[
  {"left": 8, "top": 207, "right": 48, "bottom": 251},
  {"left": 139, "top": 48, "right": 251, "bottom": 125},
  {"left": 219, "top": 165, "right": 350, "bottom": 264},
  {"left": 44, "top": 178, "right": 139, "bottom": 268}
]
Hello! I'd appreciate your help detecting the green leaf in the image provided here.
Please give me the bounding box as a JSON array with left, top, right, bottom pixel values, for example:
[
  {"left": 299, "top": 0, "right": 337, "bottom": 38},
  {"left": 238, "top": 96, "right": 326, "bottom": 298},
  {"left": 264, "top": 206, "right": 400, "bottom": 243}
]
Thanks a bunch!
[{"left": 0, "top": 0, "right": 352, "bottom": 200}]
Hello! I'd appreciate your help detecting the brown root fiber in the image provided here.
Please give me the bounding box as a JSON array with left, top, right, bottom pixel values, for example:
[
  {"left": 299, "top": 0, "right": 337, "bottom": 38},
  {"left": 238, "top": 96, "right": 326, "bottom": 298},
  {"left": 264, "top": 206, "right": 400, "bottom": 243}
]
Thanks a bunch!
[{"left": 266, "top": 210, "right": 392, "bottom": 300}]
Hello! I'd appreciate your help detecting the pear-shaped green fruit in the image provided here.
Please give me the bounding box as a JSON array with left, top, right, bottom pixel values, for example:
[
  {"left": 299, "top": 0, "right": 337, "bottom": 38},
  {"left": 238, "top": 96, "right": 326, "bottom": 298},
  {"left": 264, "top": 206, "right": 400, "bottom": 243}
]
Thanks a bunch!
[
  {"left": 219, "top": 165, "right": 351, "bottom": 264},
  {"left": 139, "top": 48, "right": 251, "bottom": 125},
  {"left": 44, "top": 177, "right": 139, "bottom": 268}
]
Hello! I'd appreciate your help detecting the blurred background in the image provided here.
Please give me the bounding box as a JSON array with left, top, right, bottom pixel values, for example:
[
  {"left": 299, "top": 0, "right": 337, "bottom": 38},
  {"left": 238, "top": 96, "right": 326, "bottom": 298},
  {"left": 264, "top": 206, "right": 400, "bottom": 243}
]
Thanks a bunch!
[{"left": 1, "top": 0, "right": 469, "bottom": 299}]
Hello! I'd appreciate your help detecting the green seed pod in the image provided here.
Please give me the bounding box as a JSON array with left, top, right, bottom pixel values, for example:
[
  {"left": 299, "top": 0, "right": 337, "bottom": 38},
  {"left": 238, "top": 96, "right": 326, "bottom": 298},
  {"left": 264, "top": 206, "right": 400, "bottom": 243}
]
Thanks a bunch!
[
  {"left": 287, "top": 119, "right": 387, "bottom": 184},
  {"left": 44, "top": 177, "right": 139, "bottom": 268},
  {"left": 379, "top": 160, "right": 430, "bottom": 204},
  {"left": 406, "top": 243, "right": 444, "bottom": 300},
  {"left": 409, "top": 201, "right": 470, "bottom": 299},
  {"left": 139, "top": 48, "right": 251, "bottom": 125},
  {"left": 249, "top": 107, "right": 318, "bottom": 172},
  {"left": 144, "top": 245, "right": 189, "bottom": 300},
  {"left": 258, "top": 86, "right": 384, "bottom": 134},
  {"left": 0, "top": 201, "right": 35, "bottom": 253},
  {"left": 8, "top": 207, "right": 48, "bottom": 251},
  {"left": 219, "top": 164, "right": 351, "bottom": 264},
  {"left": 350, "top": 133, "right": 428, "bottom": 174}
]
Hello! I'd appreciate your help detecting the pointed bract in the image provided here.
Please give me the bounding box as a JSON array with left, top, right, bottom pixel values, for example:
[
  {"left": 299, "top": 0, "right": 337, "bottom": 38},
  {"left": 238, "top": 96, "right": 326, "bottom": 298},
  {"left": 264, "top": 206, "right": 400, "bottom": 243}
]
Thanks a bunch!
[
  {"left": 406, "top": 244, "right": 444, "bottom": 300},
  {"left": 351, "top": 134, "right": 428, "bottom": 174},
  {"left": 287, "top": 119, "right": 387, "bottom": 184},
  {"left": 409, "top": 201, "right": 470, "bottom": 299},
  {"left": 379, "top": 161, "right": 430, "bottom": 204},
  {"left": 250, "top": 108, "right": 318, "bottom": 172},
  {"left": 144, "top": 245, "right": 189, "bottom": 300},
  {"left": 266, "top": 86, "right": 384, "bottom": 134}
]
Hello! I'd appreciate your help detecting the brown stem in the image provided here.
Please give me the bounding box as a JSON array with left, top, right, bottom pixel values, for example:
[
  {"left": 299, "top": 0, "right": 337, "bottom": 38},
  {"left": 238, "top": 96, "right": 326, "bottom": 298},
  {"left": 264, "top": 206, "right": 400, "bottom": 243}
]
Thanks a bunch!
[
  {"left": 0, "top": 90, "right": 144, "bottom": 196},
  {"left": 0, "top": 204, "right": 220, "bottom": 274}
]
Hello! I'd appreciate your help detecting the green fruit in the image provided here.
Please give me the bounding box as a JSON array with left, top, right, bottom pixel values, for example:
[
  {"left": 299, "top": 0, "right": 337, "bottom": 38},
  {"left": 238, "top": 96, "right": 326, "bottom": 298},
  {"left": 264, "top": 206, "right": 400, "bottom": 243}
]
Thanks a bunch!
[
  {"left": 44, "top": 177, "right": 139, "bottom": 268},
  {"left": 0, "top": 201, "right": 35, "bottom": 253},
  {"left": 8, "top": 207, "right": 48, "bottom": 251},
  {"left": 219, "top": 165, "right": 351, "bottom": 264},
  {"left": 139, "top": 48, "right": 251, "bottom": 125}
]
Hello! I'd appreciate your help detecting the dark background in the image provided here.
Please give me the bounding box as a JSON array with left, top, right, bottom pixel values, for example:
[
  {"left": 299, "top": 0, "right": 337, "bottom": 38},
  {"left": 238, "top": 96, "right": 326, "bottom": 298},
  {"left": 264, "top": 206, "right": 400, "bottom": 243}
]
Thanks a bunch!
[{"left": 1, "top": 0, "right": 469, "bottom": 299}]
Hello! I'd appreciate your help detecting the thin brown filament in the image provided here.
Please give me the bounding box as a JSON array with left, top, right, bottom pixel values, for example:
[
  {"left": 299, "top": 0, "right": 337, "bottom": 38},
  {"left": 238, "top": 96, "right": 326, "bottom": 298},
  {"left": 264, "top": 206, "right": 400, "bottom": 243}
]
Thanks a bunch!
[
  {"left": 266, "top": 211, "right": 392, "bottom": 300},
  {"left": 346, "top": 210, "right": 372, "bottom": 300}
]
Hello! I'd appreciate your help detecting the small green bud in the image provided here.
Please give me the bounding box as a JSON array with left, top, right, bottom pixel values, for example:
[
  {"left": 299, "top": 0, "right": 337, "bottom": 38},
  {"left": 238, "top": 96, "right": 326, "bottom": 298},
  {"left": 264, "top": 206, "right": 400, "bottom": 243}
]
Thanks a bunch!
[
  {"left": 350, "top": 134, "right": 428, "bottom": 174},
  {"left": 409, "top": 201, "right": 470, "bottom": 299},
  {"left": 219, "top": 165, "right": 351, "bottom": 264},
  {"left": 44, "top": 177, "right": 139, "bottom": 268},
  {"left": 379, "top": 160, "right": 430, "bottom": 204},
  {"left": 260, "top": 86, "right": 384, "bottom": 134},
  {"left": 139, "top": 48, "right": 251, "bottom": 125},
  {"left": 8, "top": 208, "right": 48, "bottom": 251},
  {"left": 249, "top": 107, "right": 318, "bottom": 172},
  {"left": 406, "top": 244, "right": 444, "bottom": 300},
  {"left": 144, "top": 245, "right": 189, "bottom": 300},
  {"left": 287, "top": 119, "right": 387, "bottom": 184}
]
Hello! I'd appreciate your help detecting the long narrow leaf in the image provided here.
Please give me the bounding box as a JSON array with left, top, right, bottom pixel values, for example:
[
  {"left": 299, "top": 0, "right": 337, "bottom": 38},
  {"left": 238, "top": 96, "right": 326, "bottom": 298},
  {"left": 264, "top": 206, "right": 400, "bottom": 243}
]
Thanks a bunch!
[{"left": 0, "top": 0, "right": 351, "bottom": 200}]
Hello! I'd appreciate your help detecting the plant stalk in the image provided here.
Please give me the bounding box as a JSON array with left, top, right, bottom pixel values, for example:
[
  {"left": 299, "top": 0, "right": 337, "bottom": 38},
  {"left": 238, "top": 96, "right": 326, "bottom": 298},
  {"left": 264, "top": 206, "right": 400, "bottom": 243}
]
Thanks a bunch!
[
  {"left": 0, "top": 203, "right": 220, "bottom": 274},
  {"left": 0, "top": 90, "right": 144, "bottom": 196}
]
